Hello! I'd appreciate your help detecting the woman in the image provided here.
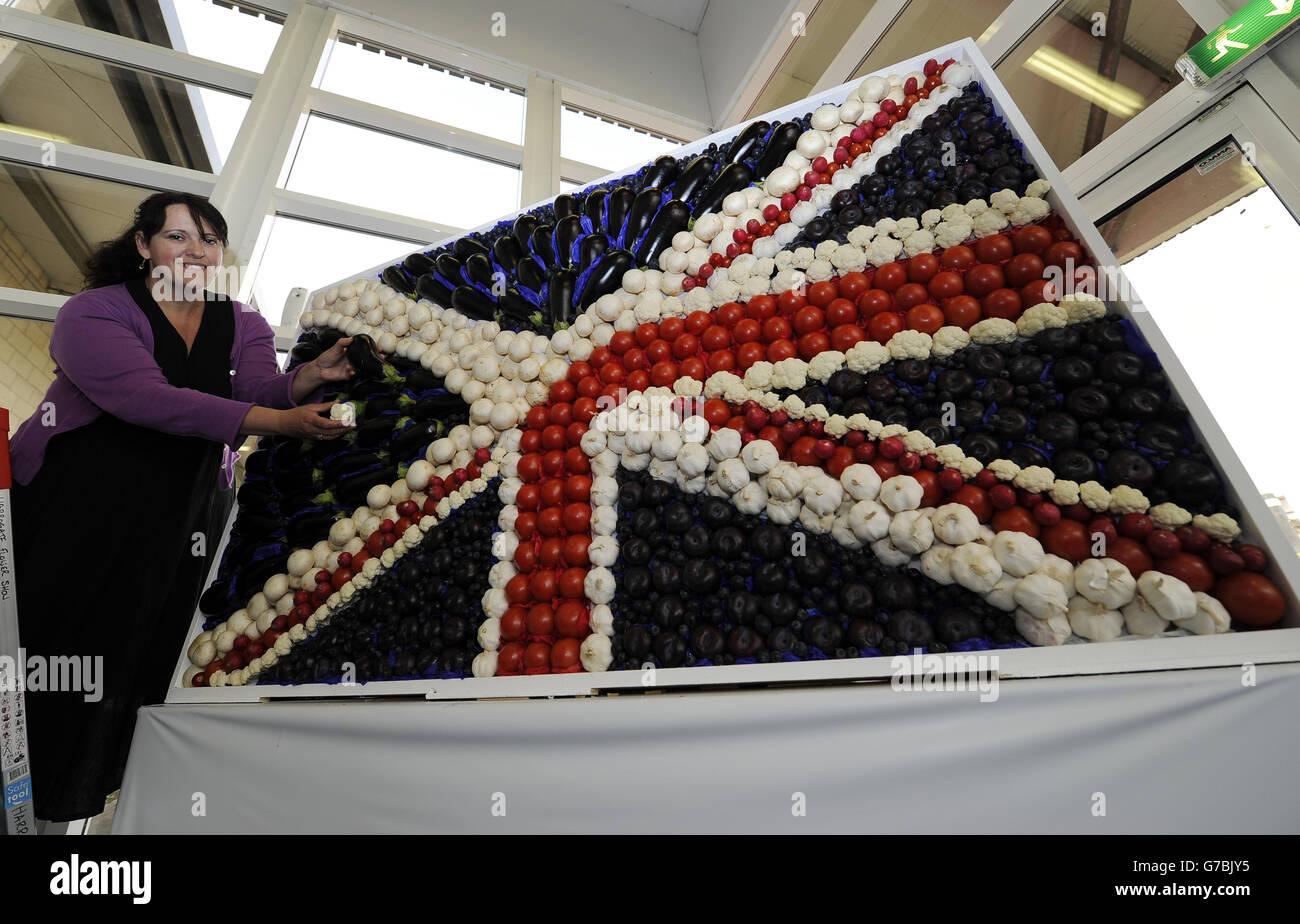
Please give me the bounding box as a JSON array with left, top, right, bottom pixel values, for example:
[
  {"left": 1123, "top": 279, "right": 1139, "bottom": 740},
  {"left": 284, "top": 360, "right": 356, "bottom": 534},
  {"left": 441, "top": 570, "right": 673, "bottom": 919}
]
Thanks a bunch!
[{"left": 8, "top": 191, "right": 357, "bottom": 823}]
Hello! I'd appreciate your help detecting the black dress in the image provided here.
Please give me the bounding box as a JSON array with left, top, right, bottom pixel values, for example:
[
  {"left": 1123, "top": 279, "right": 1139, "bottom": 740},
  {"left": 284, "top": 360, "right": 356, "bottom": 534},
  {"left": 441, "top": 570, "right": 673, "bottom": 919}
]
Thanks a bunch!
[{"left": 11, "top": 277, "right": 235, "bottom": 822}]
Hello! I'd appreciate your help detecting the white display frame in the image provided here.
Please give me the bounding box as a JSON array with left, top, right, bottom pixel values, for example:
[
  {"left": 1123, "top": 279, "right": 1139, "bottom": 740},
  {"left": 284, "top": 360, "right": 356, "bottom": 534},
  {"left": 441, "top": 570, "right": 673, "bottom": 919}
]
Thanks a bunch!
[{"left": 167, "top": 38, "right": 1300, "bottom": 705}]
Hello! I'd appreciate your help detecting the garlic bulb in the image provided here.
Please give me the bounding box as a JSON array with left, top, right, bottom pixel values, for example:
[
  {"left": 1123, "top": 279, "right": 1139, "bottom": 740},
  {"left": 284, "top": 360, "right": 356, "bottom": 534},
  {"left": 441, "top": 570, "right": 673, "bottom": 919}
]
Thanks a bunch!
[
  {"left": 888, "top": 509, "right": 934, "bottom": 555},
  {"left": 1035, "top": 554, "right": 1075, "bottom": 597},
  {"left": 870, "top": 535, "right": 912, "bottom": 567},
  {"left": 1067, "top": 597, "right": 1124, "bottom": 641},
  {"left": 580, "top": 634, "right": 613, "bottom": 672},
  {"left": 919, "top": 544, "right": 955, "bottom": 585},
  {"left": 840, "top": 463, "right": 882, "bottom": 501},
  {"left": 992, "top": 531, "right": 1045, "bottom": 577},
  {"left": 471, "top": 651, "right": 497, "bottom": 678},
  {"left": 931, "top": 503, "right": 980, "bottom": 545},
  {"left": 1121, "top": 594, "right": 1169, "bottom": 637},
  {"left": 1136, "top": 571, "right": 1197, "bottom": 624},
  {"left": 985, "top": 573, "right": 1019, "bottom": 612},
  {"left": 1177, "top": 592, "right": 1231, "bottom": 636},
  {"left": 949, "top": 543, "right": 1002, "bottom": 594},
  {"left": 879, "top": 475, "right": 923, "bottom": 512},
  {"left": 848, "top": 499, "right": 891, "bottom": 542},
  {"left": 1013, "top": 572, "right": 1069, "bottom": 620},
  {"left": 1073, "top": 558, "right": 1136, "bottom": 609},
  {"left": 1015, "top": 609, "right": 1071, "bottom": 646},
  {"left": 734, "top": 481, "right": 768, "bottom": 516}
]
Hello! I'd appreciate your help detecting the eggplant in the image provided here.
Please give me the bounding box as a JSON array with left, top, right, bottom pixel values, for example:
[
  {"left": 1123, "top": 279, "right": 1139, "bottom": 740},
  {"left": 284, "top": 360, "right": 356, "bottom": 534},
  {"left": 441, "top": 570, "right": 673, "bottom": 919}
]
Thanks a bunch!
[
  {"left": 317, "top": 329, "right": 345, "bottom": 351},
  {"left": 237, "top": 479, "right": 273, "bottom": 508},
  {"left": 640, "top": 154, "right": 680, "bottom": 191},
  {"left": 381, "top": 265, "right": 414, "bottom": 295},
  {"left": 530, "top": 224, "right": 557, "bottom": 269},
  {"left": 577, "top": 248, "right": 633, "bottom": 311},
  {"left": 269, "top": 437, "right": 300, "bottom": 467},
  {"left": 289, "top": 340, "right": 323, "bottom": 364},
  {"left": 465, "top": 252, "right": 495, "bottom": 288},
  {"left": 604, "top": 186, "right": 635, "bottom": 238},
  {"left": 634, "top": 199, "right": 691, "bottom": 266},
  {"left": 451, "top": 285, "right": 498, "bottom": 322},
  {"left": 579, "top": 232, "right": 609, "bottom": 271},
  {"left": 492, "top": 234, "right": 522, "bottom": 272},
  {"left": 583, "top": 190, "right": 607, "bottom": 229},
  {"left": 199, "top": 579, "right": 231, "bottom": 615},
  {"left": 354, "top": 414, "right": 399, "bottom": 448},
  {"left": 691, "top": 162, "right": 753, "bottom": 218},
  {"left": 553, "top": 193, "right": 580, "bottom": 219},
  {"left": 415, "top": 273, "right": 455, "bottom": 311},
  {"left": 272, "top": 465, "right": 321, "bottom": 494},
  {"left": 513, "top": 213, "right": 538, "bottom": 252},
  {"left": 621, "top": 187, "right": 662, "bottom": 248},
  {"left": 323, "top": 449, "right": 387, "bottom": 485},
  {"left": 548, "top": 267, "right": 577, "bottom": 328},
  {"left": 412, "top": 393, "right": 466, "bottom": 421},
  {"left": 358, "top": 393, "right": 399, "bottom": 418},
  {"left": 337, "top": 466, "right": 397, "bottom": 507},
  {"left": 236, "top": 554, "right": 290, "bottom": 598},
  {"left": 232, "top": 509, "right": 280, "bottom": 537},
  {"left": 435, "top": 253, "right": 463, "bottom": 282},
  {"left": 670, "top": 155, "right": 715, "bottom": 204},
  {"left": 453, "top": 237, "right": 489, "bottom": 261},
  {"left": 405, "top": 367, "right": 443, "bottom": 393},
  {"left": 499, "top": 288, "right": 537, "bottom": 323},
  {"left": 346, "top": 333, "right": 384, "bottom": 380},
  {"left": 286, "top": 509, "right": 340, "bottom": 549},
  {"left": 754, "top": 121, "right": 801, "bottom": 179},
  {"left": 554, "top": 215, "right": 583, "bottom": 268},
  {"left": 514, "top": 256, "right": 545, "bottom": 292},
  {"left": 344, "top": 378, "right": 395, "bottom": 400},
  {"left": 402, "top": 252, "right": 435, "bottom": 275},
  {"left": 243, "top": 449, "right": 271, "bottom": 477},
  {"left": 726, "top": 120, "right": 770, "bottom": 165},
  {"left": 391, "top": 420, "right": 441, "bottom": 461}
]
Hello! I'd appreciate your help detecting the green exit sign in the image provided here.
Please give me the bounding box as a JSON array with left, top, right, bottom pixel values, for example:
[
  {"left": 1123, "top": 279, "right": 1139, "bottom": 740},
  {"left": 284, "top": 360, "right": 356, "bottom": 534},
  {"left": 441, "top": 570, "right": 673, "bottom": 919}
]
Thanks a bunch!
[{"left": 1177, "top": 0, "right": 1300, "bottom": 86}]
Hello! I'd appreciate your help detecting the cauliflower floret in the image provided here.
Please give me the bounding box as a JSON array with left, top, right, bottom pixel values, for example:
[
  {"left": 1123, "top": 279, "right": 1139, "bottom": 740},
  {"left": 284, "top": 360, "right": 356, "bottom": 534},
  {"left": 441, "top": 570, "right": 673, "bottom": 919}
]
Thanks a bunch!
[
  {"left": 874, "top": 217, "right": 899, "bottom": 237},
  {"left": 969, "top": 317, "right": 1018, "bottom": 345},
  {"left": 1013, "top": 465, "right": 1055, "bottom": 494},
  {"left": 790, "top": 247, "right": 815, "bottom": 270},
  {"left": 866, "top": 235, "right": 903, "bottom": 266},
  {"left": 771, "top": 269, "right": 806, "bottom": 294},
  {"left": 1149, "top": 503, "right": 1193, "bottom": 531},
  {"left": 1079, "top": 480, "right": 1111, "bottom": 513},
  {"left": 958, "top": 457, "right": 983, "bottom": 479},
  {"left": 831, "top": 243, "right": 867, "bottom": 273},
  {"left": 902, "top": 430, "right": 936, "bottom": 455},
  {"left": 888, "top": 330, "right": 932, "bottom": 361},
  {"left": 845, "top": 340, "right": 890, "bottom": 374},
  {"left": 878, "top": 424, "right": 908, "bottom": 440},
  {"left": 933, "top": 219, "right": 973, "bottom": 249},
  {"left": 940, "top": 203, "right": 969, "bottom": 223},
  {"left": 1050, "top": 480, "right": 1081, "bottom": 506},
  {"left": 710, "top": 280, "right": 741, "bottom": 308},
  {"left": 1193, "top": 512, "right": 1241, "bottom": 542},
  {"left": 806, "top": 350, "right": 846, "bottom": 383},
  {"left": 757, "top": 392, "right": 782, "bottom": 411},
  {"left": 1026, "top": 179, "right": 1052, "bottom": 199},
  {"left": 1009, "top": 197, "right": 1051, "bottom": 227},
  {"left": 1108, "top": 485, "right": 1149, "bottom": 515},
  {"left": 921, "top": 208, "right": 942, "bottom": 229},
  {"left": 771, "top": 357, "right": 809, "bottom": 391},
  {"left": 846, "top": 224, "right": 876, "bottom": 247},
  {"left": 847, "top": 413, "right": 871, "bottom": 433},
  {"left": 931, "top": 326, "right": 970, "bottom": 359},
  {"left": 813, "top": 240, "right": 838, "bottom": 261},
  {"left": 774, "top": 249, "right": 794, "bottom": 270},
  {"left": 963, "top": 199, "right": 989, "bottom": 217},
  {"left": 805, "top": 403, "right": 829, "bottom": 422},
  {"left": 990, "top": 188, "right": 1020, "bottom": 214},
  {"left": 973, "top": 209, "right": 1010, "bottom": 236},
  {"left": 987, "top": 458, "right": 1020, "bottom": 482},
  {"left": 704, "top": 371, "right": 742, "bottom": 400},
  {"left": 782, "top": 394, "right": 806, "bottom": 417},
  {"left": 743, "top": 361, "right": 775, "bottom": 390},
  {"left": 934, "top": 444, "right": 965, "bottom": 468},
  {"left": 902, "top": 229, "right": 936, "bottom": 257},
  {"left": 895, "top": 217, "right": 920, "bottom": 236},
  {"left": 805, "top": 258, "right": 835, "bottom": 283},
  {"left": 1061, "top": 294, "right": 1107, "bottom": 323},
  {"left": 673, "top": 376, "right": 703, "bottom": 397},
  {"left": 825, "top": 414, "right": 849, "bottom": 438},
  {"left": 1015, "top": 302, "right": 1069, "bottom": 337}
]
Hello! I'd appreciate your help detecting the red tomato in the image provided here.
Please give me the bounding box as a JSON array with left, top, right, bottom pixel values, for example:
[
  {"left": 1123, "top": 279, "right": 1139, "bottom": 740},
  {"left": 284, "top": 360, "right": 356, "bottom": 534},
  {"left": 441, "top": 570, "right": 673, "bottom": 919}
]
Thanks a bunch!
[
  {"left": 1044, "top": 240, "right": 1084, "bottom": 269},
  {"left": 501, "top": 607, "right": 527, "bottom": 642},
  {"left": 563, "top": 534, "right": 591, "bottom": 567},
  {"left": 538, "top": 537, "right": 564, "bottom": 568},
  {"left": 1003, "top": 252, "right": 1046, "bottom": 288},
  {"left": 893, "top": 283, "right": 929, "bottom": 309},
  {"left": 517, "top": 453, "right": 542, "bottom": 483},
  {"left": 599, "top": 363, "right": 625, "bottom": 385},
  {"left": 715, "top": 301, "right": 744, "bottom": 328},
  {"left": 541, "top": 424, "right": 566, "bottom": 451},
  {"left": 973, "top": 234, "right": 1012, "bottom": 264},
  {"left": 913, "top": 469, "right": 942, "bottom": 507},
  {"left": 1020, "top": 278, "right": 1054, "bottom": 306},
  {"left": 621, "top": 347, "right": 647, "bottom": 372},
  {"left": 658, "top": 316, "right": 684, "bottom": 341},
  {"left": 650, "top": 361, "right": 679, "bottom": 388},
  {"left": 608, "top": 330, "right": 635, "bottom": 355},
  {"left": 807, "top": 280, "right": 838, "bottom": 308},
  {"left": 736, "top": 341, "right": 766, "bottom": 369},
  {"left": 559, "top": 567, "right": 587, "bottom": 599},
  {"left": 777, "top": 289, "right": 805, "bottom": 313},
  {"left": 518, "top": 429, "right": 541, "bottom": 453},
  {"left": 514, "top": 512, "right": 538, "bottom": 542},
  {"left": 515, "top": 538, "right": 540, "bottom": 572},
  {"left": 857, "top": 288, "right": 893, "bottom": 318},
  {"left": 1012, "top": 225, "right": 1053, "bottom": 255},
  {"left": 567, "top": 361, "right": 593, "bottom": 383},
  {"left": 1214, "top": 572, "right": 1286, "bottom": 627},
  {"left": 538, "top": 479, "right": 563, "bottom": 507},
  {"left": 1108, "top": 537, "right": 1154, "bottom": 578},
  {"left": 624, "top": 369, "right": 649, "bottom": 393},
  {"left": 525, "top": 406, "right": 549, "bottom": 430},
  {"left": 497, "top": 642, "right": 525, "bottom": 674},
  {"left": 549, "top": 380, "right": 575, "bottom": 404},
  {"left": 964, "top": 264, "right": 1005, "bottom": 298},
  {"left": 1042, "top": 520, "right": 1089, "bottom": 563},
  {"left": 733, "top": 318, "right": 762, "bottom": 344},
  {"left": 790, "top": 436, "right": 819, "bottom": 466},
  {"left": 873, "top": 263, "right": 907, "bottom": 292},
  {"left": 551, "top": 638, "right": 581, "bottom": 670},
  {"left": 767, "top": 339, "right": 797, "bottom": 362},
  {"left": 527, "top": 603, "right": 555, "bottom": 635},
  {"left": 562, "top": 503, "right": 591, "bottom": 533},
  {"left": 576, "top": 375, "right": 602, "bottom": 399},
  {"left": 797, "top": 331, "right": 830, "bottom": 360},
  {"left": 992, "top": 506, "right": 1040, "bottom": 538},
  {"left": 645, "top": 338, "right": 673, "bottom": 364},
  {"left": 942, "top": 295, "right": 982, "bottom": 328},
  {"left": 838, "top": 272, "right": 869, "bottom": 300},
  {"left": 701, "top": 325, "right": 731, "bottom": 351},
  {"left": 871, "top": 458, "right": 899, "bottom": 481},
  {"left": 505, "top": 574, "right": 531, "bottom": 605},
  {"left": 555, "top": 602, "right": 589, "bottom": 639},
  {"left": 685, "top": 310, "right": 712, "bottom": 334},
  {"left": 671, "top": 333, "right": 699, "bottom": 360},
  {"left": 1156, "top": 553, "right": 1214, "bottom": 592},
  {"left": 747, "top": 294, "right": 777, "bottom": 319},
  {"left": 762, "top": 317, "right": 792, "bottom": 342},
  {"left": 940, "top": 245, "right": 975, "bottom": 270},
  {"left": 563, "top": 475, "right": 592, "bottom": 502},
  {"left": 537, "top": 507, "right": 564, "bottom": 538},
  {"left": 793, "top": 305, "right": 825, "bottom": 334},
  {"left": 528, "top": 569, "right": 556, "bottom": 601},
  {"left": 905, "top": 304, "right": 944, "bottom": 334},
  {"left": 702, "top": 399, "right": 731, "bottom": 426},
  {"left": 868, "top": 312, "right": 904, "bottom": 343},
  {"left": 708, "top": 350, "right": 737, "bottom": 373},
  {"left": 566, "top": 421, "right": 588, "bottom": 447},
  {"left": 679, "top": 356, "right": 707, "bottom": 382},
  {"left": 927, "top": 271, "right": 963, "bottom": 300},
  {"left": 542, "top": 449, "right": 566, "bottom": 477},
  {"left": 825, "top": 298, "right": 858, "bottom": 327},
  {"left": 830, "top": 324, "right": 867, "bottom": 352},
  {"left": 826, "top": 446, "right": 857, "bottom": 478},
  {"left": 906, "top": 253, "right": 940, "bottom": 284},
  {"left": 523, "top": 642, "right": 551, "bottom": 673},
  {"left": 588, "top": 347, "right": 612, "bottom": 367},
  {"left": 565, "top": 446, "right": 590, "bottom": 474},
  {"left": 948, "top": 484, "right": 992, "bottom": 523},
  {"left": 572, "top": 396, "right": 598, "bottom": 424},
  {"left": 981, "top": 288, "right": 1022, "bottom": 321},
  {"left": 634, "top": 322, "right": 659, "bottom": 347}
]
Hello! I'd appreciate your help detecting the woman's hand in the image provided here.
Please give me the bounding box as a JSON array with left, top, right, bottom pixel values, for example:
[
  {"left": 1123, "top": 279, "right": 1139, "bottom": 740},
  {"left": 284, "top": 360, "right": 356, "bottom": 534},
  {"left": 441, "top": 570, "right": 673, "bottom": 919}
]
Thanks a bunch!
[{"left": 278, "top": 402, "right": 353, "bottom": 439}]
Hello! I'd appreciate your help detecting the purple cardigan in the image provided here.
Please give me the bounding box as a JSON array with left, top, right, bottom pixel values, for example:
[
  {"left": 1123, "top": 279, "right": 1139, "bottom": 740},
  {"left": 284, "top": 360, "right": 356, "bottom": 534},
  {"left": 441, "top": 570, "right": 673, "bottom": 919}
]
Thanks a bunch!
[{"left": 9, "top": 283, "right": 321, "bottom": 488}]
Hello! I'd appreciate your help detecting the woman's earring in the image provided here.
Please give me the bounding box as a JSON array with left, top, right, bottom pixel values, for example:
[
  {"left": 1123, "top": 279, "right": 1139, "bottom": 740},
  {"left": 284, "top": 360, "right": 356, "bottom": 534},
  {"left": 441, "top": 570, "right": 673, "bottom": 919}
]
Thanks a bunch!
[{"left": 139, "top": 257, "right": 147, "bottom": 269}]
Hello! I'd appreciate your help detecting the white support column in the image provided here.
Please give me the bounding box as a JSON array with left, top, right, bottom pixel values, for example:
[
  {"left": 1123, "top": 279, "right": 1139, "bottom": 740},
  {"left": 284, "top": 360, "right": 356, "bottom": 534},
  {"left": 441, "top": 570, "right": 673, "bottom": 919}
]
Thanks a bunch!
[
  {"left": 208, "top": 1, "right": 337, "bottom": 298},
  {"left": 520, "top": 76, "right": 561, "bottom": 209}
]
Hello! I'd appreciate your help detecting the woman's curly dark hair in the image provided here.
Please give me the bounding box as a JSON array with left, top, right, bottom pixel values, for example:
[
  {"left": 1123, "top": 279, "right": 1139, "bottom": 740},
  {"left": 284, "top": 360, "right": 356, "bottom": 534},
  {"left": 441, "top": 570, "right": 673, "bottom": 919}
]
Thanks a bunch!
[{"left": 83, "top": 191, "right": 229, "bottom": 291}]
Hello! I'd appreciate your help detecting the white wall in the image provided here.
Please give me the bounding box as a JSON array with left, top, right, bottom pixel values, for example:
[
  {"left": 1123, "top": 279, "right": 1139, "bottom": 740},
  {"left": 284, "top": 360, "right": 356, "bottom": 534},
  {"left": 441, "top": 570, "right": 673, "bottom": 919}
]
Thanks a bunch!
[{"left": 697, "top": 0, "right": 801, "bottom": 127}]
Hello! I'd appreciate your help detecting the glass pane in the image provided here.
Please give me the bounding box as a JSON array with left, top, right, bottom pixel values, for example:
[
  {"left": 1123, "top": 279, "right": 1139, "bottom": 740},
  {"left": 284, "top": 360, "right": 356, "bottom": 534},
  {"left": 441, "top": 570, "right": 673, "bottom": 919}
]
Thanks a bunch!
[
  {"left": 281, "top": 116, "right": 521, "bottom": 230},
  {"left": 0, "top": 317, "right": 56, "bottom": 433},
  {"left": 314, "top": 35, "right": 526, "bottom": 145},
  {"left": 0, "top": 37, "right": 249, "bottom": 171},
  {"left": 559, "top": 179, "right": 581, "bottom": 193},
  {"left": 0, "top": 159, "right": 158, "bottom": 295},
  {"left": 996, "top": 0, "right": 1203, "bottom": 168},
  {"left": 249, "top": 215, "right": 418, "bottom": 324},
  {"left": 17, "top": 0, "right": 283, "bottom": 73},
  {"left": 560, "top": 106, "right": 682, "bottom": 173},
  {"left": 850, "top": 0, "right": 1006, "bottom": 81},
  {"left": 1097, "top": 140, "right": 1300, "bottom": 508}
]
